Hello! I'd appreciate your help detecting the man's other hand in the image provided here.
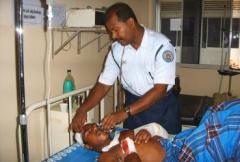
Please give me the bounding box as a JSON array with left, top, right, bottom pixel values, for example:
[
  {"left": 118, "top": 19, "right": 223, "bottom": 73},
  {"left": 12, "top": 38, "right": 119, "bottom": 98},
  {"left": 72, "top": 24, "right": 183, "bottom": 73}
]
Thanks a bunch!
[
  {"left": 69, "top": 109, "right": 87, "bottom": 132},
  {"left": 101, "top": 111, "right": 128, "bottom": 130}
]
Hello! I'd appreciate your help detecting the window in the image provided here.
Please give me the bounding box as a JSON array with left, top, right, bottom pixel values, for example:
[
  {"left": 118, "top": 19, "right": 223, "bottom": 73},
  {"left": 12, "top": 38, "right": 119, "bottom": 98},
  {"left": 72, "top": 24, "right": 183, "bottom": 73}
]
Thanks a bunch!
[
  {"left": 208, "top": 18, "right": 221, "bottom": 47},
  {"left": 232, "top": 18, "right": 240, "bottom": 48},
  {"left": 157, "top": 0, "right": 240, "bottom": 66},
  {"left": 161, "top": 18, "right": 181, "bottom": 46},
  {"left": 202, "top": 17, "right": 240, "bottom": 49}
]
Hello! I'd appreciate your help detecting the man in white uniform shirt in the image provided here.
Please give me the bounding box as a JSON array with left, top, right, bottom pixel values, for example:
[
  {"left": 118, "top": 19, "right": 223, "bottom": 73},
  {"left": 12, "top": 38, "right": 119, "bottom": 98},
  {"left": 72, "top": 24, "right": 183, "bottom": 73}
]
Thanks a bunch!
[{"left": 70, "top": 2, "right": 181, "bottom": 134}]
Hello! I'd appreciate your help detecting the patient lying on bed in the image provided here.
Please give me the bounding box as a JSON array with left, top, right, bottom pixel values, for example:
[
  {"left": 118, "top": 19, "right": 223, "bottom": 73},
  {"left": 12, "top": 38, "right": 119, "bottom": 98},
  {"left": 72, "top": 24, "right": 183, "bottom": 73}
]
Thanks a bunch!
[
  {"left": 76, "top": 99, "right": 240, "bottom": 162},
  {"left": 162, "top": 98, "right": 240, "bottom": 161},
  {"left": 76, "top": 122, "right": 168, "bottom": 162}
]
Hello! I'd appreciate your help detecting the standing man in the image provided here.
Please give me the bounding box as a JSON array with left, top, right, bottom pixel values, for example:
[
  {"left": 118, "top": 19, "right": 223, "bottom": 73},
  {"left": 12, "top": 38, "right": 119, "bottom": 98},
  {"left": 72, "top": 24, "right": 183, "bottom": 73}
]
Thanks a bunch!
[{"left": 70, "top": 2, "right": 181, "bottom": 134}]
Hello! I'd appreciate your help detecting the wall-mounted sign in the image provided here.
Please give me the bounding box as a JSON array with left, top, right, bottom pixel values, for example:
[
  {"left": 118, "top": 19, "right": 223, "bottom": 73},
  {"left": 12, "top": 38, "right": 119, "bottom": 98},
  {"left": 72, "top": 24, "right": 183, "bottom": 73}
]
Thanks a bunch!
[
  {"left": 170, "top": 18, "right": 181, "bottom": 31},
  {"left": 23, "top": 5, "right": 43, "bottom": 25}
]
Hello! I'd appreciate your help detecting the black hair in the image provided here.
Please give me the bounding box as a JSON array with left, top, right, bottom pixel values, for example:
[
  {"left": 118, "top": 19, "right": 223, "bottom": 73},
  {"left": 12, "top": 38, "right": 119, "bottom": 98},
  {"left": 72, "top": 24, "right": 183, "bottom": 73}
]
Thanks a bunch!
[{"left": 104, "top": 2, "right": 138, "bottom": 24}]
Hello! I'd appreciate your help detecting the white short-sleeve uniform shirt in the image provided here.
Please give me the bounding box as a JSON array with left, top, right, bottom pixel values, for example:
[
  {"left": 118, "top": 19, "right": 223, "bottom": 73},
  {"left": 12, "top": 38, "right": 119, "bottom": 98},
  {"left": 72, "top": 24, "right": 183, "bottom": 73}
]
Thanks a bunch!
[{"left": 98, "top": 28, "right": 176, "bottom": 96}]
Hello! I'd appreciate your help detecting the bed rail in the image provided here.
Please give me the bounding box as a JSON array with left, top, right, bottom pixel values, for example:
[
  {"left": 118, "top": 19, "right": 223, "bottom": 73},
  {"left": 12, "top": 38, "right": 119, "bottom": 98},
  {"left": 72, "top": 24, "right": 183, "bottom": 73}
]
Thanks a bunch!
[{"left": 22, "top": 83, "right": 118, "bottom": 158}]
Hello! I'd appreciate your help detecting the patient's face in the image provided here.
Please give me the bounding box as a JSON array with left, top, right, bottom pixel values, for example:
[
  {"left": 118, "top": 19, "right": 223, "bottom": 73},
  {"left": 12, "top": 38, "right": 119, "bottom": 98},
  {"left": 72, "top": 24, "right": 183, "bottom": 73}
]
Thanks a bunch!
[{"left": 82, "top": 123, "right": 110, "bottom": 151}]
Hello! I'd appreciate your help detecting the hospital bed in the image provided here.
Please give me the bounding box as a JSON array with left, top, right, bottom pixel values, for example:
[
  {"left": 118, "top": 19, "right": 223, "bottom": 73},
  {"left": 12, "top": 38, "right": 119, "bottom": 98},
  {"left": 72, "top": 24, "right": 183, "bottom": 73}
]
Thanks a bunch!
[
  {"left": 19, "top": 84, "right": 119, "bottom": 162},
  {"left": 42, "top": 143, "right": 100, "bottom": 162},
  {"left": 19, "top": 84, "right": 195, "bottom": 162},
  {"left": 20, "top": 84, "right": 240, "bottom": 162},
  {"left": 21, "top": 84, "right": 181, "bottom": 162}
]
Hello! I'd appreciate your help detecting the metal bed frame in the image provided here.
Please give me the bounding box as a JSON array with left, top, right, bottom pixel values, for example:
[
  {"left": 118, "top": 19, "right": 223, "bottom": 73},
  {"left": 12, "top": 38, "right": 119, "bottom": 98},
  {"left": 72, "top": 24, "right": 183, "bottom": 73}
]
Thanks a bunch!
[
  {"left": 18, "top": 84, "right": 118, "bottom": 162},
  {"left": 14, "top": 1, "right": 118, "bottom": 161}
]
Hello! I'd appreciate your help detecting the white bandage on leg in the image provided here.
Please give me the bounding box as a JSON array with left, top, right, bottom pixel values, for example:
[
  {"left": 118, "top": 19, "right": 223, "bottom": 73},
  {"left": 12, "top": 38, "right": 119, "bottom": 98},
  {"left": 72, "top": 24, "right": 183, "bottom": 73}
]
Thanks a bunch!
[{"left": 120, "top": 137, "right": 137, "bottom": 155}]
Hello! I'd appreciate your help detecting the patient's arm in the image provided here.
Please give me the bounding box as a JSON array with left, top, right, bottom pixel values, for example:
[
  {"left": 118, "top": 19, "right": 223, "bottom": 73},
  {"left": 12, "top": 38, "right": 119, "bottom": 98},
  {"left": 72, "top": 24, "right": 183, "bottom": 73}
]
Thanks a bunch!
[
  {"left": 124, "top": 153, "right": 142, "bottom": 162},
  {"left": 119, "top": 130, "right": 134, "bottom": 142},
  {"left": 119, "top": 129, "right": 151, "bottom": 144},
  {"left": 136, "top": 138, "right": 165, "bottom": 162},
  {"left": 99, "top": 145, "right": 123, "bottom": 162},
  {"left": 98, "top": 152, "right": 116, "bottom": 162},
  {"left": 134, "top": 129, "right": 151, "bottom": 144},
  {"left": 99, "top": 137, "right": 165, "bottom": 162}
]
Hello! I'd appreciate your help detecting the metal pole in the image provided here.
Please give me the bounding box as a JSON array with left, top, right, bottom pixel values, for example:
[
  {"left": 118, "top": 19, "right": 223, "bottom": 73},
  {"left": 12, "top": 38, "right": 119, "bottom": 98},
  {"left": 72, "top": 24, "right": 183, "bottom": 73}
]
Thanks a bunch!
[
  {"left": 228, "top": 0, "right": 233, "bottom": 95},
  {"left": 15, "top": 0, "right": 29, "bottom": 162}
]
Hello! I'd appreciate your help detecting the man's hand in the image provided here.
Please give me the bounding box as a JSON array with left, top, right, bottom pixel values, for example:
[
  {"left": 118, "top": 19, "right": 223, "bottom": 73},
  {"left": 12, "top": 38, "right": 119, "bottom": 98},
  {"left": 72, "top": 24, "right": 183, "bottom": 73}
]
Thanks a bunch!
[
  {"left": 134, "top": 129, "right": 151, "bottom": 144},
  {"left": 101, "top": 111, "right": 128, "bottom": 130},
  {"left": 69, "top": 109, "right": 87, "bottom": 132}
]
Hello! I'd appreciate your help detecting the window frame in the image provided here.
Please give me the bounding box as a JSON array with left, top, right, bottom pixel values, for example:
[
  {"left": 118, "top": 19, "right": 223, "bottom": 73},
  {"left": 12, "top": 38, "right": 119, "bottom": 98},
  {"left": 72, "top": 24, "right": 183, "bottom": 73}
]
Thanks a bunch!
[{"left": 155, "top": 0, "right": 240, "bottom": 68}]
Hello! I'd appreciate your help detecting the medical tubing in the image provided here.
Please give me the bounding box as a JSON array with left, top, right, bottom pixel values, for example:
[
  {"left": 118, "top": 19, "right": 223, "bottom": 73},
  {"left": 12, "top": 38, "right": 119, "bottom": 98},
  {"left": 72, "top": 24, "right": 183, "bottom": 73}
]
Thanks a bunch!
[
  {"left": 111, "top": 44, "right": 164, "bottom": 96},
  {"left": 45, "top": 0, "right": 54, "bottom": 155},
  {"left": 110, "top": 46, "right": 142, "bottom": 96}
]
